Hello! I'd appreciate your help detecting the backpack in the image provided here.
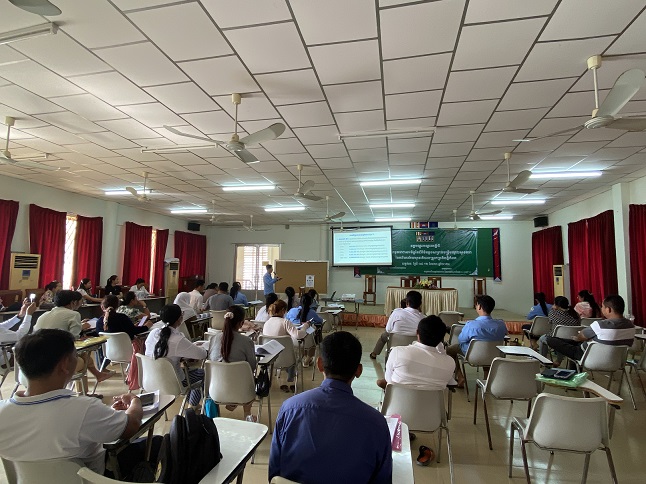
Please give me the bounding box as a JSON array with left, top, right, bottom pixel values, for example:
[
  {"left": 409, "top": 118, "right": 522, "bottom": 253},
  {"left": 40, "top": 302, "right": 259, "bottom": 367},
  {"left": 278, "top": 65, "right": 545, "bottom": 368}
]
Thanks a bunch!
[
  {"left": 255, "top": 365, "right": 270, "bottom": 397},
  {"left": 156, "top": 409, "right": 222, "bottom": 484}
]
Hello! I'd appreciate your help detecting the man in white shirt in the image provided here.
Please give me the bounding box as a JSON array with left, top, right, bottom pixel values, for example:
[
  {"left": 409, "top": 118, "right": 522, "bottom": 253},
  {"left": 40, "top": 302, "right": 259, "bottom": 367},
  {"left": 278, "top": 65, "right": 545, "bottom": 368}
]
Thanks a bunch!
[
  {"left": 376, "top": 315, "right": 455, "bottom": 389},
  {"left": 0, "top": 329, "right": 143, "bottom": 474},
  {"left": 129, "top": 278, "right": 151, "bottom": 299},
  {"left": 189, "top": 279, "right": 205, "bottom": 313},
  {"left": 370, "top": 290, "right": 424, "bottom": 359},
  {"left": 0, "top": 298, "right": 37, "bottom": 364}
]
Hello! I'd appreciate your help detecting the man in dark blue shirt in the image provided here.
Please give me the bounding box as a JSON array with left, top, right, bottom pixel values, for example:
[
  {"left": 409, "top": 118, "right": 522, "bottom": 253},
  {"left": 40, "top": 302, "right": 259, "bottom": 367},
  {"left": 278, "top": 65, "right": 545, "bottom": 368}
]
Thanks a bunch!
[{"left": 269, "top": 331, "right": 393, "bottom": 484}]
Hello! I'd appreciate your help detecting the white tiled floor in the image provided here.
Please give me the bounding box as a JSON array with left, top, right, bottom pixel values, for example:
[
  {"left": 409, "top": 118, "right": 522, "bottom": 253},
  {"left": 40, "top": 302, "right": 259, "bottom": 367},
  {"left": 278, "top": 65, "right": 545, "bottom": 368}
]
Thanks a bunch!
[{"left": 1, "top": 322, "right": 643, "bottom": 483}]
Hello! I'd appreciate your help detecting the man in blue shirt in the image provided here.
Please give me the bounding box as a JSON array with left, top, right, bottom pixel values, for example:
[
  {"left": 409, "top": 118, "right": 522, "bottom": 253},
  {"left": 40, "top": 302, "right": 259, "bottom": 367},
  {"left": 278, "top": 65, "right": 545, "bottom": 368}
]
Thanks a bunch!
[
  {"left": 446, "top": 295, "right": 507, "bottom": 387},
  {"left": 263, "top": 264, "right": 281, "bottom": 295},
  {"left": 269, "top": 331, "right": 393, "bottom": 484}
]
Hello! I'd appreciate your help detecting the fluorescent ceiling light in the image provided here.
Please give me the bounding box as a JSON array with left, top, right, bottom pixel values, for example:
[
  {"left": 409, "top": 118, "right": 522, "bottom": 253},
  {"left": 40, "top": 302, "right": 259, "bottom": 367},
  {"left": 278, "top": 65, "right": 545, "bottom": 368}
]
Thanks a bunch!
[
  {"left": 105, "top": 189, "right": 151, "bottom": 196},
  {"left": 264, "top": 206, "right": 305, "bottom": 212},
  {"left": 490, "top": 200, "right": 545, "bottom": 206},
  {"left": 479, "top": 215, "right": 514, "bottom": 220},
  {"left": 374, "top": 217, "right": 412, "bottom": 222},
  {"left": 530, "top": 171, "right": 602, "bottom": 179},
  {"left": 360, "top": 179, "right": 422, "bottom": 187},
  {"left": 170, "top": 208, "right": 208, "bottom": 214},
  {"left": 222, "top": 185, "right": 275, "bottom": 191},
  {"left": 370, "top": 203, "right": 415, "bottom": 209},
  {"left": 141, "top": 144, "right": 211, "bottom": 153},
  {"left": 0, "top": 23, "right": 58, "bottom": 46},
  {"left": 339, "top": 127, "right": 435, "bottom": 140}
]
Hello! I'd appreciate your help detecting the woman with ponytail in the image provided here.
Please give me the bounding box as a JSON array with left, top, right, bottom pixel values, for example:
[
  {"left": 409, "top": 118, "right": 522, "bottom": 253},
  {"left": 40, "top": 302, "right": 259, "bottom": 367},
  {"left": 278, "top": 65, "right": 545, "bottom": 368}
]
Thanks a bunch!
[
  {"left": 256, "top": 293, "right": 278, "bottom": 322},
  {"left": 574, "top": 290, "right": 602, "bottom": 318},
  {"left": 208, "top": 306, "right": 257, "bottom": 420},
  {"left": 527, "top": 292, "right": 552, "bottom": 320},
  {"left": 145, "top": 304, "right": 207, "bottom": 410},
  {"left": 97, "top": 295, "right": 152, "bottom": 337},
  {"left": 77, "top": 278, "right": 103, "bottom": 304},
  {"left": 283, "top": 286, "right": 299, "bottom": 309},
  {"left": 230, "top": 281, "right": 249, "bottom": 307},
  {"left": 285, "top": 293, "right": 323, "bottom": 326}
]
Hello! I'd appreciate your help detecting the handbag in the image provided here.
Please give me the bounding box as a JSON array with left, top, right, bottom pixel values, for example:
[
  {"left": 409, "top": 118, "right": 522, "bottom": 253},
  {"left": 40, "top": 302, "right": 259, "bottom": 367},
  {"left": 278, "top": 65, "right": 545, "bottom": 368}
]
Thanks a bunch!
[
  {"left": 255, "top": 366, "right": 270, "bottom": 397},
  {"left": 203, "top": 397, "right": 219, "bottom": 418}
]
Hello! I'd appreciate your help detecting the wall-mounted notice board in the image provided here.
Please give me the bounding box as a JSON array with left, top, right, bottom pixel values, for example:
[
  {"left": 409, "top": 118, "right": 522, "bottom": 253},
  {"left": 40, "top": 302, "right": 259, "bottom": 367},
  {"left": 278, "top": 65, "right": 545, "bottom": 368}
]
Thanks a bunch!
[{"left": 274, "top": 260, "right": 329, "bottom": 294}]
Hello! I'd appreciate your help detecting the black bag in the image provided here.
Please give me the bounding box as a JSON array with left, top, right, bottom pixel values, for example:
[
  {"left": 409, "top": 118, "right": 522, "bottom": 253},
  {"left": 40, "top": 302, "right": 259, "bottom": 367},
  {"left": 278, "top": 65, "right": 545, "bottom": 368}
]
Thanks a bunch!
[
  {"left": 155, "top": 409, "right": 222, "bottom": 484},
  {"left": 255, "top": 365, "right": 270, "bottom": 397}
]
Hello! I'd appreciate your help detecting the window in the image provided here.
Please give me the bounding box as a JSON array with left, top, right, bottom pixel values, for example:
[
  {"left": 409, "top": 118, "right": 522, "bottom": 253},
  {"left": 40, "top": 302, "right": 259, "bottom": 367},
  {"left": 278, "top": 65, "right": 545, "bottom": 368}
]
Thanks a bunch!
[
  {"left": 234, "top": 244, "right": 280, "bottom": 291},
  {"left": 62, "top": 214, "right": 77, "bottom": 290}
]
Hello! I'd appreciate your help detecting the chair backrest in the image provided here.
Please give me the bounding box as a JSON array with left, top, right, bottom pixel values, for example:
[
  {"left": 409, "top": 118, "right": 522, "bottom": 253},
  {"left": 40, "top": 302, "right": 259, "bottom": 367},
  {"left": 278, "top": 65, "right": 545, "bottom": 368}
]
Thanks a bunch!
[
  {"left": 2, "top": 458, "right": 83, "bottom": 484},
  {"left": 204, "top": 360, "right": 256, "bottom": 405},
  {"left": 525, "top": 393, "right": 608, "bottom": 452},
  {"left": 448, "top": 323, "right": 464, "bottom": 346},
  {"left": 553, "top": 325, "right": 585, "bottom": 339},
  {"left": 429, "top": 276, "right": 442, "bottom": 288},
  {"left": 210, "top": 310, "right": 227, "bottom": 330},
  {"left": 438, "top": 311, "right": 461, "bottom": 326},
  {"left": 364, "top": 275, "right": 376, "bottom": 293},
  {"left": 464, "top": 339, "right": 504, "bottom": 367},
  {"left": 579, "top": 343, "right": 628, "bottom": 372},
  {"left": 178, "top": 321, "right": 192, "bottom": 340},
  {"left": 319, "top": 312, "right": 333, "bottom": 332},
  {"left": 473, "top": 277, "right": 486, "bottom": 296},
  {"left": 78, "top": 467, "right": 122, "bottom": 483},
  {"left": 381, "top": 383, "right": 446, "bottom": 433},
  {"left": 485, "top": 357, "right": 540, "bottom": 399},
  {"left": 259, "top": 335, "right": 296, "bottom": 369},
  {"left": 400, "top": 277, "right": 412, "bottom": 288},
  {"left": 99, "top": 332, "right": 133, "bottom": 363},
  {"left": 580, "top": 317, "right": 599, "bottom": 327},
  {"left": 135, "top": 354, "right": 183, "bottom": 396},
  {"left": 529, "top": 316, "right": 550, "bottom": 336},
  {"left": 387, "top": 333, "right": 417, "bottom": 351}
]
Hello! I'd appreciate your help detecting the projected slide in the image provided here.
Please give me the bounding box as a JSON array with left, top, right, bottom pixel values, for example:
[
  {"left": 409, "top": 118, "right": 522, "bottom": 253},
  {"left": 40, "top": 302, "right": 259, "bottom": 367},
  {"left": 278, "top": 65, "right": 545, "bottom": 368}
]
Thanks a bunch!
[{"left": 333, "top": 227, "right": 393, "bottom": 266}]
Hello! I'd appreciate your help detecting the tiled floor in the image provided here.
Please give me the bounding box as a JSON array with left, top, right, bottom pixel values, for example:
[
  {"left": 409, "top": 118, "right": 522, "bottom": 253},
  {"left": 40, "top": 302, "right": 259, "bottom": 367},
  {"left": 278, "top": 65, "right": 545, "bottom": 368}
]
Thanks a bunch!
[{"left": 1, "top": 318, "right": 643, "bottom": 483}]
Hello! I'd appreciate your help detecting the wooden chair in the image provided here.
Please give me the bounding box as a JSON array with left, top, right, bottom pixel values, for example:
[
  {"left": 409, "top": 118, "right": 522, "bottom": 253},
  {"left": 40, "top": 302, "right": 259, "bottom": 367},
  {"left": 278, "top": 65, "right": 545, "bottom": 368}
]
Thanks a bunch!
[
  {"left": 24, "top": 288, "right": 45, "bottom": 304},
  {"left": 428, "top": 276, "right": 442, "bottom": 288},
  {"left": 0, "top": 290, "right": 22, "bottom": 307},
  {"left": 400, "top": 277, "right": 412, "bottom": 288},
  {"left": 363, "top": 275, "right": 376, "bottom": 306},
  {"left": 473, "top": 277, "right": 486, "bottom": 307}
]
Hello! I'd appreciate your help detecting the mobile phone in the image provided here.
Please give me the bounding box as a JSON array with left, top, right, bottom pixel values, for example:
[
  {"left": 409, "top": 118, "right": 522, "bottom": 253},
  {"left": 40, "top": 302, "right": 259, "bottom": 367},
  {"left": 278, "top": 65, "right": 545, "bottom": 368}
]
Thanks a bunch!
[
  {"left": 29, "top": 293, "right": 35, "bottom": 302},
  {"left": 139, "top": 392, "right": 155, "bottom": 407},
  {"left": 138, "top": 315, "right": 148, "bottom": 327}
]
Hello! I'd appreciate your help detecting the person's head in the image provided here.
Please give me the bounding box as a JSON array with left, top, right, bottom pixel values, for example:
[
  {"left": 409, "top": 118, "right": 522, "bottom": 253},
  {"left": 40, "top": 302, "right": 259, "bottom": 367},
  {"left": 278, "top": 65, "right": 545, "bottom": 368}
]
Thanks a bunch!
[
  {"left": 45, "top": 280, "right": 61, "bottom": 293},
  {"left": 400, "top": 298, "right": 407, "bottom": 309},
  {"left": 534, "top": 292, "right": 548, "bottom": 315},
  {"left": 602, "top": 295, "right": 625, "bottom": 317},
  {"left": 554, "top": 296, "right": 570, "bottom": 310},
  {"left": 230, "top": 281, "right": 241, "bottom": 298},
  {"left": 101, "top": 294, "right": 120, "bottom": 312},
  {"left": 78, "top": 278, "right": 92, "bottom": 291},
  {"left": 265, "top": 292, "right": 278, "bottom": 310},
  {"left": 195, "top": 279, "right": 205, "bottom": 289},
  {"left": 578, "top": 289, "right": 591, "bottom": 302},
  {"left": 266, "top": 264, "right": 273, "bottom": 273},
  {"left": 106, "top": 275, "right": 119, "bottom": 287},
  {"left": 221, "top": 306, "right": 246, "bottom": 362},
  {"left": 218, "top": 282, "right": 229, "bottom": 293},
  {"left": 206, "top": 283, "right": 217, "bottom": 290},
  {"left": 405, "top": 290, "right": 422, "bottom": 310},
  {"left": 15, "top": 329, "right": 77, "bottom": 386},
  {"left": 476, "top": 295, "right": 495, "bottom": 315},
  {"left": 269, "top": 299, "right": 288, "bottom": 317},
  {"left": 285, "top": 286, "right": 296, "bottom": 307},
  {"left": 154, "top": 304, "right": 183, "bottom": 359},
  {"left": 317, "top": 331, "right": 362, "bottom": 383},
  {"left": 135, "top": 278, "right": 145, "bottom": 288},
  {"left": 122, "top": 291, "right": 138, "bottom": 307},
  {"left": 308, "top": 289, "right": 318, "bottom": 300},
  {"left": 54, "top": 290, "right": 82, "bottom": 309},
  {"left": 417, "top": 315, "right": 447, "bottom": 347},
  {"left": 578, "top": 290, "right": 601, "bottom": 316},
  {"left": 299, "top": 293, "right": 313, "bottom": 322}
]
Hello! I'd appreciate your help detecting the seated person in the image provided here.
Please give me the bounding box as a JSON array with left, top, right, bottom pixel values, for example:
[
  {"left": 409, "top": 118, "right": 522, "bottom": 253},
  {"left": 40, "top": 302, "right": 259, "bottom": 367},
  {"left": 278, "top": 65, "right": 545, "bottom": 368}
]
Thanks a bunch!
[
  {"left": 538, "top": 296, "right": 579, "bottom": 358},
  {"left": 40, "top": 280, "right": 62, "bottom": 307},
  {"left": 307, "top": 289, "right": 319, "bottom": 310},
  {"left": 104, "top": 275, "right": 123, "bottom": 297},
  {"left": 285, "top": 293, "right": 323, "bottom": 325},
  {"left": 377, "top": 315, "right": 455, "bottom": 390},
  {"left": 283, "top": 286, "right": 300, "bottom": 309},
  {"left": 202, "top": 283, "right": 218, "bottom": 304},
  {"left": 208, "top": 306, "right": 257, "bottom": 421},
  {"left": 446, "top": 295, "right": 507, "bottom": 387},
  {"left": 574, "top": 289, "right": 602, "bottom": 318},
  {"left": 0, "top": 329, "right": 145, "bottom": 475},
  {"left": 77, "top": 278, "right": 103, "bottom": 304},
  {"left": 145, "top": 304, "right": 207, "bottom": 411},
  {"left": 188, "top": 279, "right": 205, "bottom": 315},
  {"left": 546, "top": 294, "right": 634, "bottom": 367},
  {"left": 205, "top": 282, "right": 234, "bottom": 311},
  {"left": 269, "top": 331, "right": 392, "bottom": 484},
  {"left": 230, "top": 281, "right": 249, "bottom": 307},
  {"left": 522, "top": 292, "right": 552, "bottom": 332},
  {"left": 173, "top": 292, "right": 198, "bottom": 323},
  {"left": 117, "top": 291, "right": 151, "bottom": 323},
  {"left": 255, "top": 293, "right": 278, "bottom": 322},
  {"left": 370, "top": 290, "right": 424, "bottom": 359},
  {"left": 129, "top": 278, "right": 151, "bottom": 299},
  {"left": 98, "top": 295, "right": 152, "bottom": 338},
  {"left": 0, "top": 298, "right": 37, "bottom": 365}
]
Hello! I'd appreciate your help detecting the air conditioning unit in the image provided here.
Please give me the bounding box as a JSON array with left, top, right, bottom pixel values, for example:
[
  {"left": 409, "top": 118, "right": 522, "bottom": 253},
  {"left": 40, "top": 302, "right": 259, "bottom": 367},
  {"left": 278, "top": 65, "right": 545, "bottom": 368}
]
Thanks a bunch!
[
  {"left": 553, "top": 264, "right": 570, "bottom": 300},
  {"left": 9, "top": 253, "right": 41, "bottom": 292},
  {"left": 164, "top": 258, "right": 180, "bottom": 301}
]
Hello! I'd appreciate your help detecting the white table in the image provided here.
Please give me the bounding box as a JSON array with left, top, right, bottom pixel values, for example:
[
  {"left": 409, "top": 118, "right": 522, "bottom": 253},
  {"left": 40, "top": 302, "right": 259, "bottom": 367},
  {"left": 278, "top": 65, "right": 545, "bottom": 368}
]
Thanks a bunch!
[
  {"left": 497, "top": 345, "right": 553, "bottom": 366},
  {"left": 393, "top": 422, "right": 414, "bottom": 484},
  {"left": 635, "top": 333, "right": 646, "bottom": 340},
  {"left": 198, "top": 418, "right": 268, "bottom": 484}
]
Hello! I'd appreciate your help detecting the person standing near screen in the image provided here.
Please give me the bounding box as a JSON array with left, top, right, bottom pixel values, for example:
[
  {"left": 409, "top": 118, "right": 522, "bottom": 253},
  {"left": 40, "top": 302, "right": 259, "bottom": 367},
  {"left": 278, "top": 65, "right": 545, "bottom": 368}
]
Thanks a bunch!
[{"left": 263, "top": 265, "right": 281, "bottom": 296}]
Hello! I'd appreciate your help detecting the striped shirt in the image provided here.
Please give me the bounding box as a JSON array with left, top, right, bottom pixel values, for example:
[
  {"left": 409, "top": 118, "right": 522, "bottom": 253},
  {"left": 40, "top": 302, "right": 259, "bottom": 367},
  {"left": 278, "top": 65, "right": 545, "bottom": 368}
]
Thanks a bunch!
[
  {"left": 548, "top": 307, "right": 580, "bottom": 336},
  {"left": 581, "top": 317, "right": 635, "bottom": 349}
]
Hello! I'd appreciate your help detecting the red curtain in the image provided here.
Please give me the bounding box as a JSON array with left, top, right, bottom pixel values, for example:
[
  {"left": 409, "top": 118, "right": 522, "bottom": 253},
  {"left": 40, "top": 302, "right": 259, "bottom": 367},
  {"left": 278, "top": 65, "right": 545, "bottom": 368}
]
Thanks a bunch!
[
  {"left": 122, "top": 222, "right": 152, "bottom": 288},
  {"left": 29, "top": 204, "right": 66, "bottom": 287},
  {"left": 73, "top": 215, "right": 103, "bottom": 291},
  {"left": 568, "top": 219, "right": 589, "bottom": 301},
  {"left": 152, "top": 229, "right": 169, "bottom": 295},
  {"left": 0, "top": 199, "right": 19, "bottom": 290},
  {"left": 174, "top": 231, "right": 207, "bottom": 278},
  {"left": 630, "top": 205, "right": 646, "bottom": 327},
  {"left": 531, "top": 226, "right": 563, "bottom": 303}
]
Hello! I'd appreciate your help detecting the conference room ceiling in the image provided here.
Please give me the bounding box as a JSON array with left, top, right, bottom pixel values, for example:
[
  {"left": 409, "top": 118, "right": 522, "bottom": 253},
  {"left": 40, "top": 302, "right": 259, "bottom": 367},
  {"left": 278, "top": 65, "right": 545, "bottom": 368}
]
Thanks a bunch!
[{"left": 1, "top": 0, "right": 646, "bottom": 225}]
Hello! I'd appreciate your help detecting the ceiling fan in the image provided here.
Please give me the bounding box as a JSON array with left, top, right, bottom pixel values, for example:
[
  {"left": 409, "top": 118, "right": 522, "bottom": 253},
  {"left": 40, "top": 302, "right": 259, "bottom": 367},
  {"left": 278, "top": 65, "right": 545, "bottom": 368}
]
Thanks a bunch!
[
  {"left": 1, "top": 116, "right": 64, "bottom": 171},
  {"left": 238, "top": 214, "right": 269, "bottom": 232},
  {"left": 517, "top": 56, "right": 646, "bottom": 142},
  {"left": 500, "top": 152, "right": 537, "bottom": 194},
  {"left": 9, "top": 0, "right": 61, "bottom": 15},
  {"left": 125, "top": 172, "right": 152, "bottom": 202},
  {"left": 294, "top": 164, "right": 322, "bottom": 201},
  {"left": 161, "top": 93, "right": 285, "bottom": 164},
  {"left": 205, "top": 200, "right": 243, "bottom": 225},
  {"left": 324, "top": 196, "right": 345, "bottom": 221},
  {"left": 445, "top": 209, "right": 459, "bottom": 230},
  {"left": 468, "top": 191, "right": 501, "bottom": 221}
]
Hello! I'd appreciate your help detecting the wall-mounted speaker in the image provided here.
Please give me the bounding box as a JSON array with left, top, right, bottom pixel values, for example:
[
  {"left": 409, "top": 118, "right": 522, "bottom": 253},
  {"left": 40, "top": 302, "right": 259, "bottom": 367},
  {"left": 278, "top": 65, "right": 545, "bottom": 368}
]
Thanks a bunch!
[
  {"left": 534, "top": 215, "right": 549, "bottom": 228},
  {"left": 187, "top": 221, "right": 200, "bottom": 232}
]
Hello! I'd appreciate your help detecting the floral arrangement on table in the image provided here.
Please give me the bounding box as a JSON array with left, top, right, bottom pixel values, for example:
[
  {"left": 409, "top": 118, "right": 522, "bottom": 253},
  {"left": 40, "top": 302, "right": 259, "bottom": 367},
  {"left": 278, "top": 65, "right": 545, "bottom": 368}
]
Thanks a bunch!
[{"left": 414, "top": 279, "right": 438, "bottom": 290}]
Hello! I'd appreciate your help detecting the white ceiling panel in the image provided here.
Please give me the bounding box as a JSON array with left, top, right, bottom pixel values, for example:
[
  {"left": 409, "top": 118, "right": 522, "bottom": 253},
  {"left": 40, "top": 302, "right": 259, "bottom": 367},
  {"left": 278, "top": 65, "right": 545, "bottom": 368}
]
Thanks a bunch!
[
  {"left": 428, "top": 142, "right": 473, "bottom": 158},
  {"left": 309, "top": 40, "right": 380, "bottom": 85},
  {"left": 325, "top": 81, "right": 383, "bottom": 113},
  {"left": 465, "top": 0, "right": 557, "bottom": 23},
  {"left": 485, "top": 108, "right": 550, "bottom": 132},
  {"left": 606, "top": 132, "right": 646, "bottom": 148},
  {"left": 388, "top": 137, "right": 431, "bottom": 154},
  {"left": 213, "top": 94, "right": 278, "bottom": 121},
  {"left": 348, "top": 148, "right": 387, "bottom": 162},
  {"left": 180, "top": 56, "right": 258, "bottom": 96},
  {"left": 387, "top": 118, "right": 437, "bottom": 130},
  {"left": 261, "top": 138, "right": 307, "bottom": 155},
  {"left": 277, "top": 101, "right": 334, "bottom": 128},
  {"left": 389, "top": 152, "right": 427, "bottom": 165},
  {"left": 78, "top": 131, "right": 138, "bottom": 150},
  {"left": 119, "top": 103, "right": 185, "bottom": 128},
  {"left": 606, "top": 9, "right": 646, "bottom": 55},
  {"left": 474, "top": 130, "right": 528, "bottom": 149},
  {"left": 21, "top": 125, "right": 84, "bottom": 145},
  {"left": 0, "top": 61, "right": 83, "bottom": 98},
  {"left": 453, "top": 18, "right": 545, "bottom": 70},
  {"left": 224, "top": 23, "right": 310, "bottom": 74},
  {"left": 70, "top": 72, "right": 154, "bottom": 106},
  {"left": 145, "top": 83, "right": 220, "bottom": 114},
  {"left": 307, "top": 143, "right": 347, "bottom": 159},
  {"left": 438, "top": 100, "right": 498, "bottom": 126},
  {"left": 35, "top": 112, "right": 103, "bottom": 134},
  {"left": 202, "top": 0, "right": 291, "bottom": 29},
  {"left": 292, "top": 125, "right": 339, "bottom": 145},
  {"left": 528, "top": 116, "right": 590, "bottom": 138},
  {"left": 256, "top": 69, "right": 324, "bottom": 105},
  {"left": 335, "top": 110, "right": 384, "bottom": 133},
  {"left": 385, "top": 91, "right": 442, "bottom": 120},
  {"left": 98, "top": 119, "right": 159, "bottom": 139},
  {"left": 291, "top": 0, "right": 376, "bottom": 45},
  {"left": 433, "top": 125, "right": 484, "bottom": 144},
  {"left": 65, "top": 142, "right": 118, "bottom": 158},
  {"left": 49, "top": 93, "right": 127, "bottom": 121},
  {"left": 444, "top": 67, "right": 517, "bottom": 103},
  {"left": 181, "top": 110, "right": 234, "bottom": 135},
  {"left": 383, "top": 53, "right": 451, "bottom": 95},
  {"left": 499, "top": 78, "right": 577, "bottom": 111},
  {"left": 547, "top": 90, "right": 602, "bottom": 118},
  {"left": 380, "top": 0, "right": 465, "bottom": 60}
]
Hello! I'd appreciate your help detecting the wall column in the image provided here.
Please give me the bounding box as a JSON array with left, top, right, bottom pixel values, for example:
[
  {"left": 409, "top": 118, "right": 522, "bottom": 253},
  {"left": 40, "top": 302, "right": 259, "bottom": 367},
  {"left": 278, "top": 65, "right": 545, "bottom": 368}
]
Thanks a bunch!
[{"left": 612, "top": 183, "right": 631, "bottom": 310}]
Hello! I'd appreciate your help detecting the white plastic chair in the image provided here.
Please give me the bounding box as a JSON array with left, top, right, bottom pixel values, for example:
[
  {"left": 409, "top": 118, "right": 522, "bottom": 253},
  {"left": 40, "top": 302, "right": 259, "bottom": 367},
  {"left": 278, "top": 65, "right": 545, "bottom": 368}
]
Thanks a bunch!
[
  {"left": 2, "top": 458, "right": 83, "bottom": 484},
  {"left": 385, "top": 333, "right": 417, "bottom": 363},
  {"left": 474, "top": 357, "right": 541, "bottom": 450},
  {"left": 509, "top": 393, "right": 617, "bottom": 484},
  {"left": 575, "top": 343, "right": 636, "bottom": 410},
  {"left": 447, "top": 323, "right": 464, "bottom": 346},
  {"left": 627, "top": 345, "right": 646, "bottom": 398},
  {"left": 12, "top": 359, "right": 87, "bottom": 397},
  {"left": 209, "top": 310, "right": 227, "bottom": 330},
  {"left": 580, "top": 317, "right": 600, "bottom": 327},
  {"left": 259, "top": 335, "right": 298, "bottom": 392},
  {"left": 380, "top": 384, "right": 453, "bottom": 484},
  {"left": 458, "top": 339, "right": 505, "bottom": 401},
  {"left": 522, "top": 316, "right": 550, "bottom": 346},
  {"left": 78, "top": 467, "right": 121, "bottom": 483},
  {"left": 552, "top": 325, "right": 585, "bottom": 339},
  {"left": 95, "top": 332, "right": 132, "bottom": 392},
  {"left": 135, "top": 354, "right": 201, "bottom": 415},
  {"left": 438, "top": 311, "right": 463, "bottom": 327}
]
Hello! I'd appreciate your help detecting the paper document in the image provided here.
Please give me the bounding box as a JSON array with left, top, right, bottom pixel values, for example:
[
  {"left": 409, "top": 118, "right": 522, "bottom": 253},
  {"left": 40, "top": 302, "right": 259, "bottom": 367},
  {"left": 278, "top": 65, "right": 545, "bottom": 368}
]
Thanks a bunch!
[
  {"left": 340, "top": 294, "right": 356, "bottom": 301},
  {"left": 306, "top": 326, "right": 316, "bottom": 335},
  {"left": 86, "top": 318, "right": 98, "bottom": 329},
  {"left": 325, "top": 309, "right": 343, "bottom": 314},
  {"left": 255, "top": 339, "right": 285, "bottom": 355},
  {"left": 384, "top": 414, "right": 403, "bottom": 451},
  {"left": 327, "top": 304, "right": 344, "bottom": 309},
  {"left": 249, "top": 300, "right": 263, "bottom": 305}
]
